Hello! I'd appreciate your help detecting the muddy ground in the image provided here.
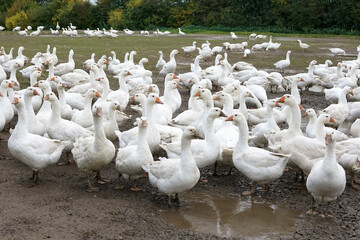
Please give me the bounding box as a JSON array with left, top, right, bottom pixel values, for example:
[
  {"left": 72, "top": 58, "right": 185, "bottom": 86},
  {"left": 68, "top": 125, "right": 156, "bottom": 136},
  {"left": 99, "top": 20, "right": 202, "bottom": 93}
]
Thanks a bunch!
[{"left": 1, "top": 35, "right": 360, "bottom": 240}]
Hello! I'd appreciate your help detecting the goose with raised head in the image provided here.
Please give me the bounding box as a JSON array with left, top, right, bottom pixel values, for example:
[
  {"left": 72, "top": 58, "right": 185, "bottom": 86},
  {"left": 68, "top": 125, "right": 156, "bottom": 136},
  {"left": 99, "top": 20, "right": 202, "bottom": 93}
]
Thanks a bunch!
[
  {"left": 304, "top": 108, "right": 317, "bottom": 138},
  {"left": 313, "top": 113, "right": 348, "bottom": 142},
  {"left": 8, "top": 97, "right": 69, "bottom": 185},
  {"left": 170, "top": 84, "right": 202, "bottom": 126},
  {"left": 159, "top": 49, "right": 178, "bottom": 76},
  {"left": 72, "top": 104, "right": 116, "bottom": 192},
  {"left": 53, "top": 49, "right": 75, "bottom": 76},
  {"left": 56, "top": 82, "right": 73, "bottom": 120},
  {"left": 23, "top": 87, "right": 46, "bottom": 136},
  {"left": 226, "top": 112, "right": 290, "bottom": 195},
  {"left": 161, "top": 107, "right": 226, "bottom": 170},
  {"left": 182, "top": 41, "right": 197, "bottom": 56},
  {"left": 2, "top": 46, "right": 25, "bottom": 73},
  {"left": 71, "top": 88, "right": 101, "bottom": 128},
  {"left": 117, "top": 93, "right": 162, "bottom": 151},
  {"left": 0, "top": 80, "right": 14, "bottom": 127},
  {"left": 143, "top": 126, "right": 202, "bottom": 206},
  {"left": 276, "top": 94, "right": 325, "bottom": 175},
  {"left": 107, "top": 70, "right": 130, "bottom": 111},
  {"left": 34, "top": 80, "right": 53, "bottom": 124},
  {"left": 156, "top": 51, "right": 166, "bottom": 69},
  {"left": 44, "top": 92, "right": 93, "bottom": 165},
  {"left": 251, "top": 99, "right": 281, "bottom": 148},
  {"left": 306, "top": 130, "right": 346, "bottom": 217},
  {"left": 83, "top": 53, "right": 96, "bottom": 70},
  {"left": 274, "top": 50, "right": 291, "bottom": 72},
  {"left": 321, "top": 86, "right": 353, "bottom": 128},
  {"left": 115, "top": 117, "right": 153, "bottom": 191}
]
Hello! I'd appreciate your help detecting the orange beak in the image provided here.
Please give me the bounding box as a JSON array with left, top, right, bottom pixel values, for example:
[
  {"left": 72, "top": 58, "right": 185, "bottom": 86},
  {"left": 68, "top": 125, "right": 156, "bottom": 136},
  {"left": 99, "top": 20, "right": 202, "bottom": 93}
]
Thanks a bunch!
[
  {"left": 225, "top": 115, "right": 233, "bottom": 121},
  {"left": 298, "top": 104, "right": 304, "bottom": 111},
  {"left": 127, "top": 71, "right": 132, "bottom": 75},
  {"left": 299, "top": 78, "right": 305, "bottom": 82},
  {"left": 329, "top": 117, "right": 336, "bottom": 124},
  {"left": 33, "top": 89, "right": 39, "bottom": 95},
  {"left": 33, "top": 82, "right": 39, "bottom": 87},
  {"left": 277, "top": 96, "right": 285, "bottom": 103},
  {"left": 173, "top": 75, "right": 179, "bottom": 79},
  {"left": 213, "top": 95, "right": 220, "bottom": 101},
  {"left": 193, "top": 91, "right": 200, "bottom": 97},
  {"left": 50, "top": 77, "right": 55, "bottom": 81},
  {"left": 155, "top": 97, "right": 163, "bottom": 104},
  {"left": 37, "top": 67, "right": 42, "bottom": 71},
  {"left": 8, "top": 83, "right": 13, "bottom": 88},
  {"left": 12, "top": 97, "right": 19, "bottom": 104},
  {"left": 303, "top": 112, "right": 308, "bottom": 117},
  {"left": 61, "top": 83, "right": 67, "bottom": 87},
  {"left": 220, "top": 111, "right": 227, "bottom": 118},
  {"left": 129, "top": 96, "right": 135, "bottom": 101},
  {"left": 95, "top": 92, "right": 101, "bottom": 98},
  {"left": 43, "top": 95, "right": 50, "bottom": 101}
]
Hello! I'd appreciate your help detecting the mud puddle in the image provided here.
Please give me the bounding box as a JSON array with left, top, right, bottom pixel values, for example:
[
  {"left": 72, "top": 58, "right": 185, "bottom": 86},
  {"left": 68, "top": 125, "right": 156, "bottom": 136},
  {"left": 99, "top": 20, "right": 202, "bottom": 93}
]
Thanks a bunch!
[{"left": 160, "top": 193, "right": 303, "bottom": 239}]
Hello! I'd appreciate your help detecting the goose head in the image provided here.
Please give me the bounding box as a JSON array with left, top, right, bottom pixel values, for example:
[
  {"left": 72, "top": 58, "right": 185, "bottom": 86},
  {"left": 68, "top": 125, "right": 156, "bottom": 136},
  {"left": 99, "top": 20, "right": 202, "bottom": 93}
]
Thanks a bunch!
[
  {"left": 86, "top": 88, "right": 101, "bottom": 99},
  {"left": 147, "top": 93, "right": 163, "bottom": 105},
  {"left": 129, "top": 93, "right": 147, "bottom": 105},
  {"left": 43, "top": 92, "right": 57, "bottom": 102},
  {"left": 207, "top": 107, "right": 227, "bottom": 119},
  {"left": 318, "top": 113, "right": 336, "bottom": 125},
  {"left": 109, "top": 100, "right": 122, "bottom": 112},
  {"left": 92, "top": 104, "right": 103, "bottom": 118},
  {"left": 147, "top": 84, "right": 160, "bottom": 95},
  {"left": 24, "top": 87, "right": 40, "bottom": 97},
  {"left": 183, "top": 126, "right": 203, "bottom": 140},
  {"left": 225, "top": 112, "right": 246, "bottom": 126},
  {"left": 303, "top": 108, "right": 316, "bottom": 118}
]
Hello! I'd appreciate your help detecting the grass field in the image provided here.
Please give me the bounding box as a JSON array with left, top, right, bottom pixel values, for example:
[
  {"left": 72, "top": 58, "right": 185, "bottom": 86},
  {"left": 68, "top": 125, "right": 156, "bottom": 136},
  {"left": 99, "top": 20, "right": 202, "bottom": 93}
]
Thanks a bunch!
[{"left": 1, "top": 30, "right": 359, "bottom": 90}]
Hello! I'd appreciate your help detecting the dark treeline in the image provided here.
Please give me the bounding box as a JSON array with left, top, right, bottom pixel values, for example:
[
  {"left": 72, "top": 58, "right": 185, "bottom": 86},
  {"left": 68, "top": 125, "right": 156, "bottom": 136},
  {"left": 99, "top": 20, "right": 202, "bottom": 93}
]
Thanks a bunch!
[{"left": 1, "top": 0, "right": 360, "bottom": 35}]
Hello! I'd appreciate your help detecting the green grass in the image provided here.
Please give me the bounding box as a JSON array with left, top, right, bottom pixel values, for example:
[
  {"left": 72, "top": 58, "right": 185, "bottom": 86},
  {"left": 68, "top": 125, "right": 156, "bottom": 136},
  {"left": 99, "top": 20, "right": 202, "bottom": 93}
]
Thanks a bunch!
[{"left": 0, "top": 31, "right": 359, "bottom": 90}]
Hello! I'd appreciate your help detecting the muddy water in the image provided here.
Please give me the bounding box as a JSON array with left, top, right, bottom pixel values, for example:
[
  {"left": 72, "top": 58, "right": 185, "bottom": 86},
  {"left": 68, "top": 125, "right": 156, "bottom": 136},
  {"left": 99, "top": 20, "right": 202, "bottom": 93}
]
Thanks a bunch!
[{"left": 160, "top": 193, "right": 303, "bottom": 238}]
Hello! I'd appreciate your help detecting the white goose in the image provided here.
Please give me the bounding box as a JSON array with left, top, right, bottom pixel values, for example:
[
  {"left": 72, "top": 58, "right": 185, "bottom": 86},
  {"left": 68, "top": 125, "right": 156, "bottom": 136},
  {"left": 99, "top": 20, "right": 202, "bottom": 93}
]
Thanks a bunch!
[
  {"left": 306, "top": 130, "right": 346, "bottom": 217},
  {"left": 53, "top": 49, "right": 75, "bottom": 75},
  {"left": 71, "top": 89, "right": 101, "bottom": 128},
  {"left": 143, "top": 126, "right": 201, "bottom": 206},
  {"left": 182, "top": 41, "right": 197, "bottom": 56},
  {"left": 321, "top": 86, "right": 353, "bottom": 128},
  {"left": 161, "top": 108, "right": 226, "bottom": 169},
  {"left": 0, "top": 80, "right": 14, "bottom": 127},
  {"left": 156, "top": 51, "right": 166, "bottom": 69},
  {"left": 159, "top": 49, "right": 178, "bottom": 76},
  {"left": 117, "top": 93, "right": 162, "bottom": 151},
  {"left": 276, "top": 95, "right": 325, "bottom": 175},
  {"left": 297, "top": 39, "right": 310, "bottom": 50},
  {"left": 23, "top": 87, "right": 46, "bottom": 136},
  {"left": 8, "top": 97, "right": 69, "bottom": 185},
  {"left": 115, "top": 117, "right": 153, "bottom": 191},
  {"left": 44, "top": 92, "right": 94, "bottom": 165},
  {"left": 72, "top": 104, "right": 116, "bottom": 192},
  {"left": 227, "top": 112, "right": 290, "bottom": 195},
  {"left": 274, "top": 50, "right": 291, "bottom": 72}
]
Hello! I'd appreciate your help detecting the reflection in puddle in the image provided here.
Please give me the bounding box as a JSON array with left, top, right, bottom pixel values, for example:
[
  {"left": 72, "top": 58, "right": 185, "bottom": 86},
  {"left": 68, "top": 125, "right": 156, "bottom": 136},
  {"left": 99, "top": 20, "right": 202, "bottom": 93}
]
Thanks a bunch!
[{"left": 160, "top": 193, "right": 303, "bottom": 238}]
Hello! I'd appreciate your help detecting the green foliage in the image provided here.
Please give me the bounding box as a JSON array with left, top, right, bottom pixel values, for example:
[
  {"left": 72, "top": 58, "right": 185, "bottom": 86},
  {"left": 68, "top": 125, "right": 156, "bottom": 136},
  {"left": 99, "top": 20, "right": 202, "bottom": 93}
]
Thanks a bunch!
[
  {"left": 0, "top": 0, "right": 359, "bottom": 35},
  {"left": 5, "top": 10, "right": 29, "bottom": 29}
]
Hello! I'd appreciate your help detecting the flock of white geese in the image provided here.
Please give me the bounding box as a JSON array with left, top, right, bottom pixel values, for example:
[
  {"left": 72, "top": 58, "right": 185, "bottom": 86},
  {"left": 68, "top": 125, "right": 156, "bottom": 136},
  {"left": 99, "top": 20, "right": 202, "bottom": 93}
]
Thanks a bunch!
[{"left": 1, "top": 34, "right": 360, "bottom": 216}]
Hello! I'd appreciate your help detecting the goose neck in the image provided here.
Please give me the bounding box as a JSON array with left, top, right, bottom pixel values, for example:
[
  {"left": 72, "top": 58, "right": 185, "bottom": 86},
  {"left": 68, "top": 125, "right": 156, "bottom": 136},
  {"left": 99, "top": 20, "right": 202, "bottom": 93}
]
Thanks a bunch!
[
  {"left": 49, "top": 98, "right": 61, "bottom": 123},
  {"left": 322, "top": 140, "right": 336, "bottom": 169},
  {"left": 235, "top": 118, "right": 249, "bottom": 151},
  {"left": 315, "top": 119, "right": 325, "bottom": 141},
  {"left": 93, "top": 115, "right": 107, "bottom": 143},
  {"left": 288, "top": 102, "right": 302, "bottom": 133},
  {"left": 14, "top": 104, "right": 28, "bottom": 133},
  {"left": 24, "top": 94, "right": 36, "bottom": 118}
]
